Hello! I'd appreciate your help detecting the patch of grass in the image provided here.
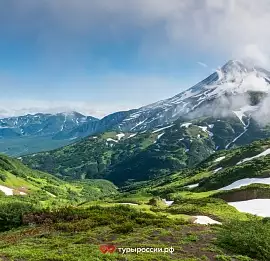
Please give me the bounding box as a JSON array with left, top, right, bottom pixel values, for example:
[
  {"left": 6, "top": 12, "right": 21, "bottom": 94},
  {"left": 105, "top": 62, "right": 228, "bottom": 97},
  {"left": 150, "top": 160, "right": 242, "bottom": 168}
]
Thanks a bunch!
[
  {"left": 0, "top": 205, "right": 240, "bottom": 261},
  {"left": 168, "top": 198, "right": 250, "bottom": 221}
]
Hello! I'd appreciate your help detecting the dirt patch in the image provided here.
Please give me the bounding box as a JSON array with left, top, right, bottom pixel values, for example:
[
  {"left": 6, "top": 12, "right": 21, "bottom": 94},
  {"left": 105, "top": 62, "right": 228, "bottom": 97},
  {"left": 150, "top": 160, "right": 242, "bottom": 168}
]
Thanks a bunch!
[{"left": 216, "top": 188, "right": 270, "bottom": 202}]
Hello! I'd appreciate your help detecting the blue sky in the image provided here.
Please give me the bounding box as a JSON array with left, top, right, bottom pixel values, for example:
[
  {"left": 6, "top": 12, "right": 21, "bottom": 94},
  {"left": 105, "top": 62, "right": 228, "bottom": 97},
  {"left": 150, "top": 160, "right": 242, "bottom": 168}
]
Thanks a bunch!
[{"left": 0, "top": 0, "right": 270, "bottom": 118}]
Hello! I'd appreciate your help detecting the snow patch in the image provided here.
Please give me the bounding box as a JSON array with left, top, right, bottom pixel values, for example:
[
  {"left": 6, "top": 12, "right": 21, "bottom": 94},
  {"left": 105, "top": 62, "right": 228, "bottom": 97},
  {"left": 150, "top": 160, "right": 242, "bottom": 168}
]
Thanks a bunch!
[
  {"left": 157, "top": 132, "right": 165, "bottom": 140},
  {"left": 219, "top": 177, "right": 270, "bottom": 191},
  {"left": 185, "top": 183, "right": 199, "bottom": 189},
  {"left": 152, "top": 124, "right": 174, "bottom": 133},
  {"left": 130, "top": 119, "right": 147, "bottom": 130},
  {"left": 225, "top": 115, "right": 251, "bottom": 149},
  {"left": 237, "top": 148, "right": 270, "bottom": 165},
  {"left": 181, "top": 122, "right": 192, "bottom": 128},
  {"left": 162, "top": 199, "right": 174, "bottom": 206},
  {"left": 213, "top": 167, "right": 223, "bottom": 173},
  {"left": 216, "top": 68, "right": 224, "bottom": 80},
  {"left": 194, "top": 216, "right": 221, "bottom": 225},
  {"left": 0, "top": 185, "right": 13, "bottom": 196},
  {"left": 116, "top": 133, "right": 125, "bottom": 140},
  {"left": 229, "top": 199, "right": 270, "bottom": 217},
  {"left": 198, "top": 126, "right": 208, "bottom": 132},
  {"left": 128, "top": 133, "right": 137, "bottom": 138},
  {"left": 214, "top": 156, "right": 226, "bottom": 163},
  {"left": 117, "top": 203, "right": 138, "bottom": 206},
  {"left": 106, "top": 138, "right": 118, "bottom": 143},
  {"left": 233, "top": 110, "right": 246, "bottom": 126}
]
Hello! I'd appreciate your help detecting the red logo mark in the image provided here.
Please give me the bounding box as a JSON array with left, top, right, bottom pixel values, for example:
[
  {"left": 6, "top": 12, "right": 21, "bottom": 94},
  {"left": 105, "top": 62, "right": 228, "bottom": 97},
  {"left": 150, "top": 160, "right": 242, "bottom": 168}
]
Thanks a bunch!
[{"left": 99, "top": 245, "right": 116, "bottom": 254}]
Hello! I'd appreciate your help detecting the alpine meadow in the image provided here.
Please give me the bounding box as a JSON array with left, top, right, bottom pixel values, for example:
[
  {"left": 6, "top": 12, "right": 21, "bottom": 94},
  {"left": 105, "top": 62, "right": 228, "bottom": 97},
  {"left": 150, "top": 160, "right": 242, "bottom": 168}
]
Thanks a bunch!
[{"left": 2, "top": 1, "right": 270, "bottom": 261}]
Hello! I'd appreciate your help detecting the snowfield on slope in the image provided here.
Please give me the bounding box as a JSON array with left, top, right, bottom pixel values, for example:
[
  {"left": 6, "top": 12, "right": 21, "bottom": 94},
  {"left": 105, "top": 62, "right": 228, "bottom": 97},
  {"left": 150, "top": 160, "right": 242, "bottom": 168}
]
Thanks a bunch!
[
  {"left": 152, "top": 124, "right": 174, "bottom": 133},
  {"left": 219, "top": 177, "right": 270, "bottom": 191},
  {"left": 229, "top": 199, "right": 270, "bottom": 217},
  {"left": 237, "top": 148, "right": 270, "bottom": 165},
  {"left": 232, "top": 105, "right": 257, "bottom": 126}
]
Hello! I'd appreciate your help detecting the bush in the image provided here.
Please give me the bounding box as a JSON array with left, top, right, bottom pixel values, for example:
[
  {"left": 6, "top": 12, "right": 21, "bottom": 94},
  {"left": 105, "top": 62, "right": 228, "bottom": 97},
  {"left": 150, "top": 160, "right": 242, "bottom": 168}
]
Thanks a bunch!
[
  {"left": 0, "top": 201, "right": 36, "bottom": 231},
  {"left": 148, "top": 197, "right": 166, "bottom": 207},
  {"left": 111, "top": 222, "right": 134, "bottom": 234},
  {"left": 0, "top": 173, "right": 6, "bottom": 182},
  {"left": 217, "top": 219, "right": 270, "bottom": 261}
]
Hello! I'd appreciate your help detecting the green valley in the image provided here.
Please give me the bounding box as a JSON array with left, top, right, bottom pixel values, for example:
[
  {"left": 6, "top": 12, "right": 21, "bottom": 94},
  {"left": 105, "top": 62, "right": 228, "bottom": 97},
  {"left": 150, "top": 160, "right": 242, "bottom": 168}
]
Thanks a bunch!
[{"left": 2, "top": 137, "right": 270, "bottom": 260}]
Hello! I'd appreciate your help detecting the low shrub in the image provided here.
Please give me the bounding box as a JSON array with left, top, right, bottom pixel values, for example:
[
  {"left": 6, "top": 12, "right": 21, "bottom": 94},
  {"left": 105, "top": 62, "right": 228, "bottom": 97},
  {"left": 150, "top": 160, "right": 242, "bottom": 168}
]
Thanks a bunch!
[
  {"left": 0, "top": 201, "right": 36, "bottom": 231},
  {"left": 217, "top": 219, "right": 270, "bottom": 261}
]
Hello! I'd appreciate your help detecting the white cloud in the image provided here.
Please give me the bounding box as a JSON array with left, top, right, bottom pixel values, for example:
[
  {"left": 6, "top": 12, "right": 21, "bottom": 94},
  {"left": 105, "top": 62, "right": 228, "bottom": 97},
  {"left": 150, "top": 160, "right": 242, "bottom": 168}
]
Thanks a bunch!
[
  {"left": 2, "top": 0, "right": 270, "bottom": 66},
  {"left": 0, "top": 100, "right": 135, "bottom": 119},
  {"left": 197, "top": 62, "right": 208, "bottom": 68},
  {"left": 2, "top": 0, "right": 270, "bottom": 118}
]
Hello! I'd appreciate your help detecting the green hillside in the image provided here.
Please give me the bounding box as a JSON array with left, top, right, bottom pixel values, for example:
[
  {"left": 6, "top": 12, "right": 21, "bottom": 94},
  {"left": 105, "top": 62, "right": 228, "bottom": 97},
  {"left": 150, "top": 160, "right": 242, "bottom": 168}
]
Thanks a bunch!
[
  {"left": 20, "top": 120, "right": 218, "bottom": 184},
  {"left": 21, "top": 117, "right": 270, "bottom": 185},
  {"left": 2, "top": 138, "right": 270, "bottom": 260},
  {"left": 122, "top": 138, "right": 270, "bottom": 197},
  {"left": 0, "top": 154, "right": 118, "bottom": 207},
  {"left": 3, "top": 127, "right": 270, "bottom": 260}
]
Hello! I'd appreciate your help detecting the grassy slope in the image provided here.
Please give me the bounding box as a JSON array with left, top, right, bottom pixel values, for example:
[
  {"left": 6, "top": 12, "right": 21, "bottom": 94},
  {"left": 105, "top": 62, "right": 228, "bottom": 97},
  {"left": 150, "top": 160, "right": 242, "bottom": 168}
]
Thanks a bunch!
[
  {"left": 122, "top": 138, "right": 270, "bottom": 196},
  {"left": 0, "top": 204, "right": 255, "bottom": 261},
  {"left": 0, "top": 154, "right": 118, "bottom": 207},
  {"left": 3, "top": 137, "right": 270, "bottom": 260}
]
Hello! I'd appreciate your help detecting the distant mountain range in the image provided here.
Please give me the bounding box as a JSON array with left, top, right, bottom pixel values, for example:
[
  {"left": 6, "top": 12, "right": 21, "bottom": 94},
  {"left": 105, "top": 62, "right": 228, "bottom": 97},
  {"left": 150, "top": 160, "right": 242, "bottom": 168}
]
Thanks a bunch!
[
  {"left": 0, "top": 111, "right": 98, "bottom": 138},
  {"left": 2, "top": 59, "right": 270, "bottom": 156},
  {"left": 0, "top": 112, "right": 98, "bottom": 156}
]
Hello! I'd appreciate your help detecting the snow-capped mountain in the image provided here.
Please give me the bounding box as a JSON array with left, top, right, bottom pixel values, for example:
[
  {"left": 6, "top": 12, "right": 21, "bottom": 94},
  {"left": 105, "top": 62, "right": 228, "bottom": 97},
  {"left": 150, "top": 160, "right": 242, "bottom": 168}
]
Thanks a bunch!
[
  {"left": 115, "top": 60, "right": 270, "bottom": 131},
  {"left": 3, "top": 59, "right": 270, "bottom": 156},
  {"left": 65, "top": 60, "right": 270, "bottom": 139},
  {"left": 0, "top": 112, "right": 98, "bottom": 138}
]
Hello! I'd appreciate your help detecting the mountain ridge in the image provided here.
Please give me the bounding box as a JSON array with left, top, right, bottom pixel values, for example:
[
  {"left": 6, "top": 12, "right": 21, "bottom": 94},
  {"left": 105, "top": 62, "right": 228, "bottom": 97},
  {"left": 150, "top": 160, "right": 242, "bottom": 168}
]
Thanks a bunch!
[
  {"left": 60, "top": 59, "right": 270, "bottom": 139},
  {"left": 2, "top": 59, "right": 270, "bottom": 157}
]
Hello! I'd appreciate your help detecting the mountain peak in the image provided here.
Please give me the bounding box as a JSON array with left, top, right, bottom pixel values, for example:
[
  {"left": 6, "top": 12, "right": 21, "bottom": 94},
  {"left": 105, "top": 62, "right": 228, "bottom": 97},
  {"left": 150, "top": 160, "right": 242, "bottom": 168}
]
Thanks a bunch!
[
  {"left": 221, "top": 59, "right": 252, "bottom": 74},
  {"left": 56, "top": 111, "right": 85, "bottom": 118}
]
